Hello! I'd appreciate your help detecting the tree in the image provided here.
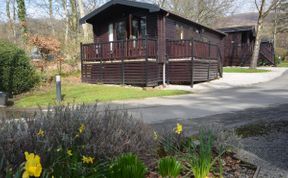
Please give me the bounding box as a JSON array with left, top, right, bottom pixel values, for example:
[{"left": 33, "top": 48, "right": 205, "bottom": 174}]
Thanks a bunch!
[
  {"left": 250, "top": 0, "right": 280, "bottom": 69},
  {"left": 16, "top": 0, "right": 28, "bottom": 43},
  {"left": 49, "top": 0, "right": 56, "bottom": 36},
  {"left": 6, "top": 0, "right": 16, "bottom": 40},
  {"left": 77, "top": 0, "right": 89, "bottom": 40},
  {"left": 277, "top": 0, "right": 288, "bottom": 33},
  {"left": 152, "top": 0, "right": 237, "bottom": 26}
]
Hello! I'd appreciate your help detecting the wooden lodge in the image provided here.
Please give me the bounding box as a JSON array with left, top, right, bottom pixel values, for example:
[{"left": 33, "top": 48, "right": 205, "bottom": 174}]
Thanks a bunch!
[
  {"left": 80, "top": 0, "right": 226, "bottom": 87},
  {"left": 218, "top": 26, "right": 275, "bottom": 67}
]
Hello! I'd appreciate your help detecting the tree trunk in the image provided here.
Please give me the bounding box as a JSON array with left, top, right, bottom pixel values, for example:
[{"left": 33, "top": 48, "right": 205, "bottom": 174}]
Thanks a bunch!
[
  {"left": 250, "top": 17, "right": 263, "bottom": 69},
  {"left": 49, "top": 0, "right": 55, "bottom": 36},
  {"left": 16, "top": 0, "right": 27, "bottom": 43},
  {"left": 6, "top": 0, "right": 14, "bottom": 40},
  {"left": 77, "top": 0, "right": 89, "bottom": 41},
  {"left": 70, "top": 0, "right": 78, "bottom": 42},
  {"left": 62, "top": 0, "right": 69, "bottom": 44}
]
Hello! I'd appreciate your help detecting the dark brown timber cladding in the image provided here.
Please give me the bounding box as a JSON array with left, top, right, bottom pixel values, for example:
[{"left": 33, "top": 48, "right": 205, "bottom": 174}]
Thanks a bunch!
[
  {"left": 167, "top": 59, "right": 219, "bottom": 84},
  {"left": 82, "top": 61, "right": 159, "bottom": 87}
]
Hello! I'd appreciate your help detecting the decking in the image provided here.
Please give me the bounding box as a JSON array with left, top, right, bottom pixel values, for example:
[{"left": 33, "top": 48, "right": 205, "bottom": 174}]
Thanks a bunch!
[{"left": 81, "top": 38, "right": 223, "bottom": 87}]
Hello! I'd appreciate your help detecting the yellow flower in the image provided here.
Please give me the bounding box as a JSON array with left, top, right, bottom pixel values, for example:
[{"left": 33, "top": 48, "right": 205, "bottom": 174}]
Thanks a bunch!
[
  {"left": 22, "top": 152, "right": 42, "bottom": 178},
  {"left": 82, "top": 155, "right": 94, "bottom": 164},
  {"left": 79, "top": 124, "right": 85, "bottom": 134},
  {"left": 36, "top": 129, "right": 45, "bottom": 137},
  {"left": 67, "top": 149, "right": 73, "bottom": 157},
  {"left": 175, "top": 123, "right": 183, "bottom": 135},
  {"left": 153, "top": 131, "right": 158, "bottom": 140}
]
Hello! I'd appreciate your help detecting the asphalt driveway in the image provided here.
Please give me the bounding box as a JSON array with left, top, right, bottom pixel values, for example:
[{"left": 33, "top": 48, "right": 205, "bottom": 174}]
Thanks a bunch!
[{"left": 112, "top": 70, "right": 288, "bottom": 124}]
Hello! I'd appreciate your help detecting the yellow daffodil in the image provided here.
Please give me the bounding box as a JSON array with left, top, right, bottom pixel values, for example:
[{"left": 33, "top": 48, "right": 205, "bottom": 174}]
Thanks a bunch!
[
  {"left": 153, "top": 131, "right": 158, "bottom": 140},
  {"left": 67, "top": 149, "right": 73, "bottom": 157},
  {"left": 82, "top": 155, "right": 94, "bottom": 164},
  {"left": 36, "top": 129, "right": 45, "bottom": 137},
  {"left": 175, "top": 123, "right": 183, "bottom": 135},
  {"left": 79, "top": 124, "right": 85, "bottom": 134},
  {"left": 22, "top": 152, "right": 42, "bottom": 178}
]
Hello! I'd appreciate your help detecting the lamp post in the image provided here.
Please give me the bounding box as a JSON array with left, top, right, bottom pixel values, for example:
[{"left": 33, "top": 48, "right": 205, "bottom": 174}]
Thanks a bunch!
[{"left": 56, "top": 75, "right": 62, "bottom": 102}]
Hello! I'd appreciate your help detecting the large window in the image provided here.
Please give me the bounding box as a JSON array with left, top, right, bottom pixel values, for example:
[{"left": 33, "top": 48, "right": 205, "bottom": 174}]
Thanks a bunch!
[
  {"left": 176, "top": 24, "right": 184, "bottom": 40},
  {"left": 115, "top": 21, "right": 126, "bottom": 41}
]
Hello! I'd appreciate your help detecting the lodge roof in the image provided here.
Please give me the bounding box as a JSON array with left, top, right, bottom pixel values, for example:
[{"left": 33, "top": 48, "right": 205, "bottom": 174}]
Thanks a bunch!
[
  {"left": 217, "top": 25, "right": 256, "bottom": 33},
  {"left": 80, "top": 0, "right": 226, "bottom": 37}
]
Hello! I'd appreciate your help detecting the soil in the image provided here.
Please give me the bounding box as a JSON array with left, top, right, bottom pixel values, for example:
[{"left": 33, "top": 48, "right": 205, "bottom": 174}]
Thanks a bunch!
[{"left": 146, "top": 152, "right": 256, "bottom": 178}]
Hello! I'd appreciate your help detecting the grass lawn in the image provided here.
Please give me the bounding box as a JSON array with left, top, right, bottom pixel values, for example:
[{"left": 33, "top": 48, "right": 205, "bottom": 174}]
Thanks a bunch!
[
  {"left": 223, "top": 67, "right": 271, "bottom": 73},
  {"left": 14, "top": 83, "right": 190, "bottom": 108},
  {"left": 277, "top": 61, "right": 288, "bottom": 67}
]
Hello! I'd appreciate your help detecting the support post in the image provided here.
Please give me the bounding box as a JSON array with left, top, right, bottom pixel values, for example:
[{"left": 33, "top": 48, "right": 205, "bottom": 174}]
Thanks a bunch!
[
  {"left": 145, "top": 37, "right": 148, "bottom": 87},
  {"left": 100, "top": 43, "right": 103, "bottom": 83},
  {"left": 191, "top": 39, "right": 194, "bottom": 88},
  {"left": 121, "top": 41, "right": 125, "bottom": 85},
  {"left": 207, "top": 60, "right": 211, "bottom": 80},
  {"left": 218, "top": 46, "right": 223, "bottom": 78},
  {"left": 56, "top": 75, "right": 62, "bottom": 103},
  {"left": 162, "top": 62, "right": 166, "bottom": 86},
  {"left": 208, "top": 41, "right": 211, "bottom": 58},
  {"left": 80, "top": 42, "right": 83, "bottom": 82}
]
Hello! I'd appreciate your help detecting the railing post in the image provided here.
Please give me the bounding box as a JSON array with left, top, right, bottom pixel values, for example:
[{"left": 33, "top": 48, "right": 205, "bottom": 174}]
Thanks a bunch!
[
  {"left": 100, "top": 43, "right": 103, "bottom": 83},
  {"left": 121, "top": 40, "right": 125, "bottom": 85},
  {"left": 80, "top": 42, "right": 83, "bottom": 82},
  {"left": 218, "top": 46, "right": 223, "bottom": 78},
  {"left": 207, "top": 59, "right": 211, "bottom": 80},
  {"left": 208, "top": 41, "right": 211, "bottom": 58},
  {"left": 145, "top": 37, "right": 148, "bottom": 87},
  {"left": 191, "top": 39, "right": 194, "bottom": 88}
]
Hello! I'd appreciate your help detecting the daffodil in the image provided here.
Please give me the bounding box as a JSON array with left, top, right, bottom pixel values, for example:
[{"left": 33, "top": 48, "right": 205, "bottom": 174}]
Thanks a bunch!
[
  {"left": 36, "top": 129, "right": 45, "bottom": 137},
  {"left": 82, "top": 155, "right": 94, "bottom": 164},
  {"left": 67, "top": 149, "right": 73, "bottom": 157},
  {"left": 22, "top": 152, "right": 42, "bottom": 178},
  {"left": 153, "top": 131, "right": 158, "bottom": 140},
  {"left": 79, "top": 124, "right": 85, "bottom": 134},
  {"left": 175, "top": 123, "right": 183, "bottom": 135}
]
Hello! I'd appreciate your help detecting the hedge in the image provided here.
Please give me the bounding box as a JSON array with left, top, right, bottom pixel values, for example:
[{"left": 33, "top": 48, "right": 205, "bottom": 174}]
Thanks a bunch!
[{"left": 0, "top": 40, "right": 39, "bottom": 95}]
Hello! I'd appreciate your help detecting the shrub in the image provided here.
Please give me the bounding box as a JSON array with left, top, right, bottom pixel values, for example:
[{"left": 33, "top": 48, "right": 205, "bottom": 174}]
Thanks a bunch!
[
  {"left": 0, "top": 40, "right": 40, "bottom": 95},
  {"left": 109, "top": 153, "right": 147, "bottom": 178},
  {"left": 0, "top": 104, "right": 156, "bottom": 176},
  {"left": 182, "top": 129, "right": 220, "bottom": 178},
  {"left": 158, "top": 156, "right": 181, "bottom": 178}
]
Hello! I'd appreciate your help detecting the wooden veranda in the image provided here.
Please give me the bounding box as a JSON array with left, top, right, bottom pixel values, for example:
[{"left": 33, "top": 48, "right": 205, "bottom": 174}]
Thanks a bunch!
[{"left": 81, "top": 38, "right": 223, "bottom": 87}]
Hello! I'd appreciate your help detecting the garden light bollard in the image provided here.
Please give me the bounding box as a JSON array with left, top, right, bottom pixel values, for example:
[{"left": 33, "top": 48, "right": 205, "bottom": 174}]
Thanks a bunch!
[{"left": 56, "top": 75, "right": 62, "bottom": 102}]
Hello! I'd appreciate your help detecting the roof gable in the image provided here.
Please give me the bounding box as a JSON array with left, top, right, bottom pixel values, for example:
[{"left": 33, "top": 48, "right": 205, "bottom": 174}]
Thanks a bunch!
[{"left": 79, "top": 0, "right": 160, "bottom": 24}]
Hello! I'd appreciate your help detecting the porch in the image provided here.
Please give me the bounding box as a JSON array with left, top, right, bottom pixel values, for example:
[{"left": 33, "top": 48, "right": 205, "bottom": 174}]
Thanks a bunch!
[{"left": 80, "top": 38, "right": 223, "bottom": 87}]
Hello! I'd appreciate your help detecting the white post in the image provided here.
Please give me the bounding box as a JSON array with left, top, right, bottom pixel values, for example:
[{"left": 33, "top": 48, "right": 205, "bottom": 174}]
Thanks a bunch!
[
  {"left": 56, "top": 75, "right": 62, "bottom": 102},
  {"left": 163, "top": 63, "right": 166, "bottom": 86}
]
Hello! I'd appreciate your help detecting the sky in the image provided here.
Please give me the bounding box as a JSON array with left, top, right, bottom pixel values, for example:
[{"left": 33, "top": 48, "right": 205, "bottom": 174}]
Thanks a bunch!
[{"left": 0, "top": 0, "right": 257, "bottom": 22}]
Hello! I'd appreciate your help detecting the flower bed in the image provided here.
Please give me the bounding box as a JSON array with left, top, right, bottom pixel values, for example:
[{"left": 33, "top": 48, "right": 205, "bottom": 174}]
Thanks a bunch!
[{"left": 0, "top": 104, "right": 256, "bottom": 178}]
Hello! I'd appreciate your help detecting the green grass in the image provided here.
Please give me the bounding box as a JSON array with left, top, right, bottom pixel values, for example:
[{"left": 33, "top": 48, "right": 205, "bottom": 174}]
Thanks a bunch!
[
  {"left": 277, "top": 61, "right": 288, "bottom": 67},
  {"left": 223, "top": 67, "right": 271, "bottom": 73},
  {"left": 14, "top": 83, "right": 190, "bottom": 108}
]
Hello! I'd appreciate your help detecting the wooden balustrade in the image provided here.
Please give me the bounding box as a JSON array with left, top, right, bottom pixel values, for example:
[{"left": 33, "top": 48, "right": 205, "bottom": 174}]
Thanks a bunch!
[{"left": 81, "top": 38, "right": 157, "bottom": 62}]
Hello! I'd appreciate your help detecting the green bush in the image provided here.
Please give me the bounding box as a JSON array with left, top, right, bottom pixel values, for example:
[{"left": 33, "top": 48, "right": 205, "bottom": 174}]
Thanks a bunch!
[
  {"left": 109, "top": 153, "right": 147, "bottom": 178},
  {"left": 158, "top": 156, "right": 181, "bottom": 178},
  {"left": 0, "top": 40, "right": 39, "bottom": 95}
]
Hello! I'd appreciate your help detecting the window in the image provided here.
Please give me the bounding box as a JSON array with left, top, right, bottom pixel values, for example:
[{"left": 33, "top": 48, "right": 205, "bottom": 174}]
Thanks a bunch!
[
  {"left": 176, "top": 24, "right": 184, "bottom": 40},
  {"left": 140, "top": 17, "right": 147, "bottom": 38},
  {"left": 108, "top": 23, "right": 113, "bottom": 51},
  {"left": 115, "top": 21, "right": 126, "bottom": 41}
]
